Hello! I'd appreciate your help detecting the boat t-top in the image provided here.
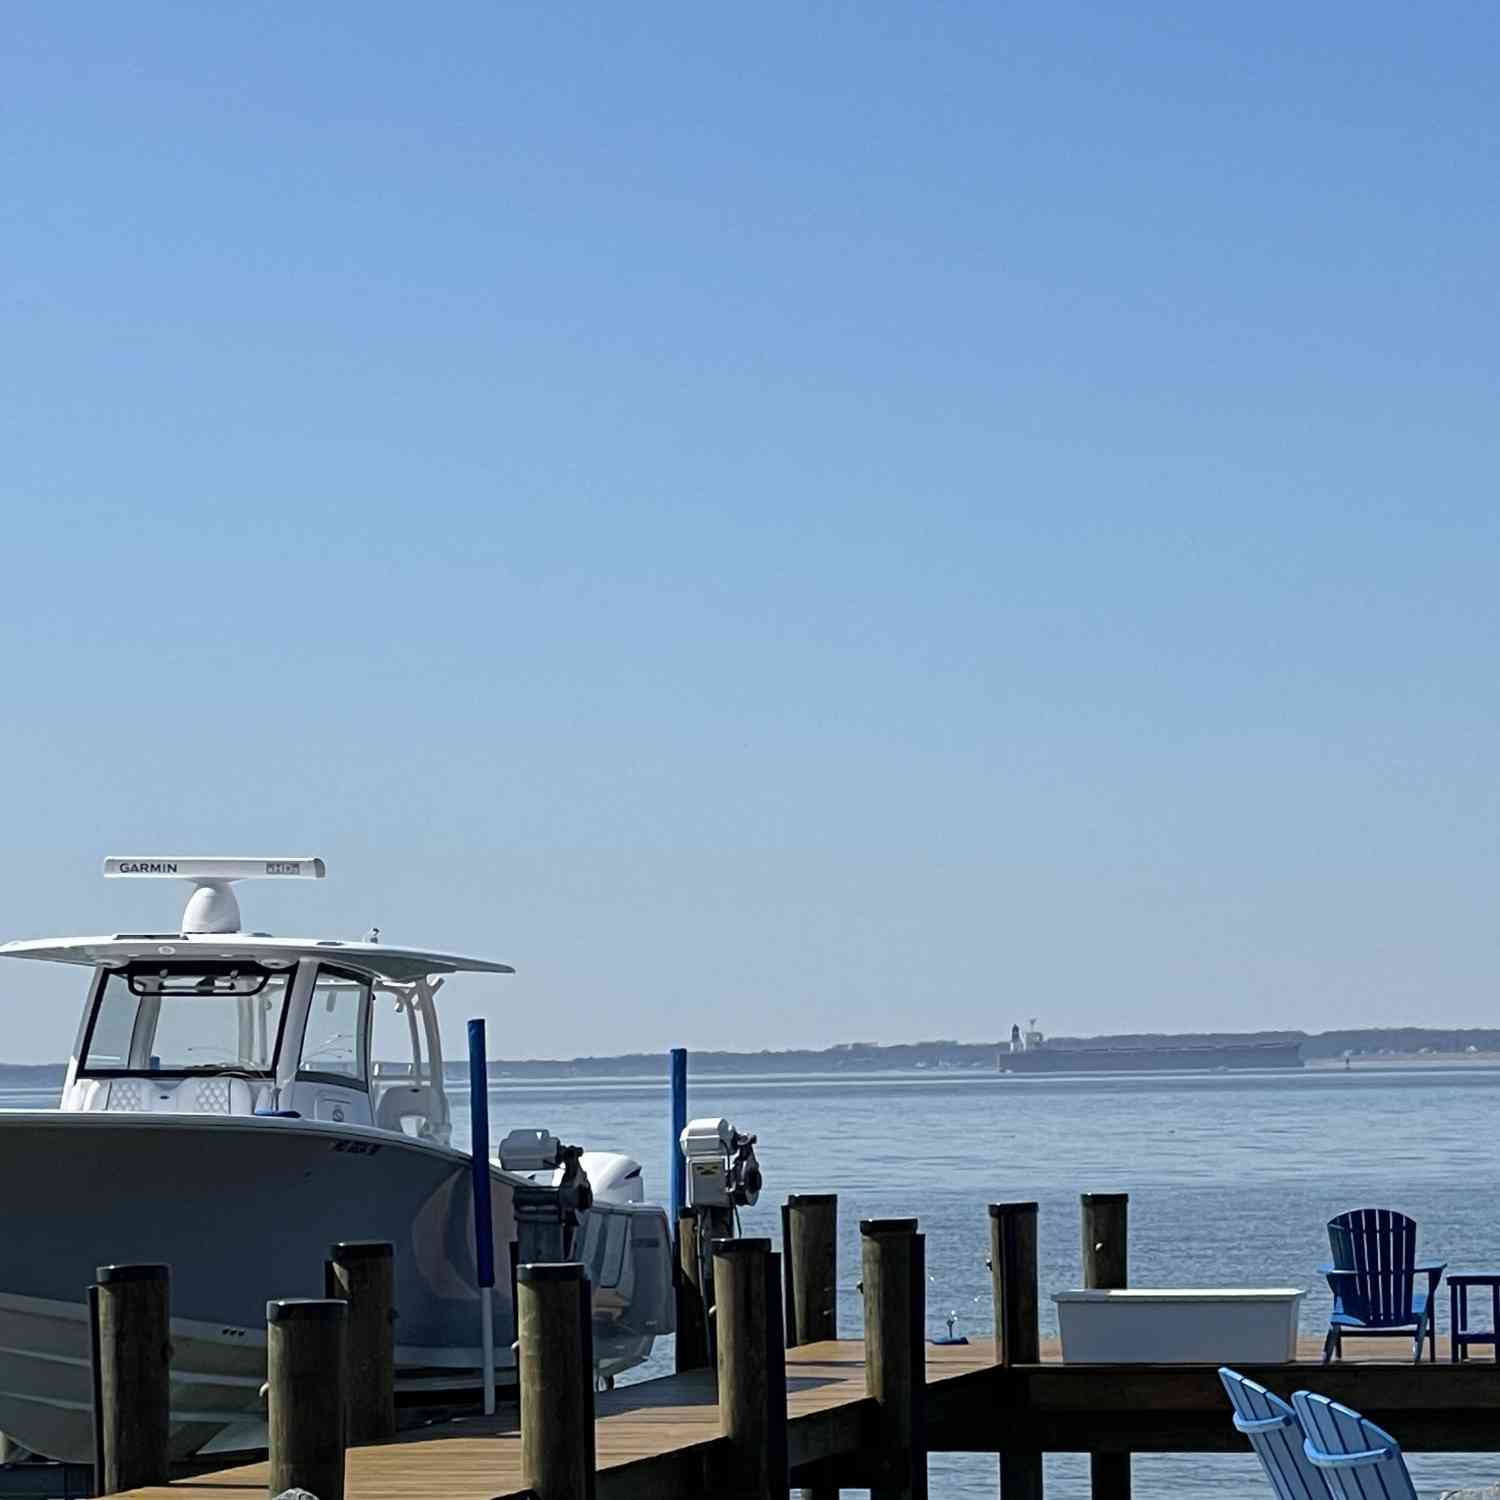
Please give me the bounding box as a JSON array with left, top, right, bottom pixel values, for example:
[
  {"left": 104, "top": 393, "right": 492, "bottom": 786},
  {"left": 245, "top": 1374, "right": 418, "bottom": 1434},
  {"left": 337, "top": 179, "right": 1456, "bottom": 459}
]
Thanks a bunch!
[{"left": 0, "top": 858, "right": 673, "bottom": 1462}]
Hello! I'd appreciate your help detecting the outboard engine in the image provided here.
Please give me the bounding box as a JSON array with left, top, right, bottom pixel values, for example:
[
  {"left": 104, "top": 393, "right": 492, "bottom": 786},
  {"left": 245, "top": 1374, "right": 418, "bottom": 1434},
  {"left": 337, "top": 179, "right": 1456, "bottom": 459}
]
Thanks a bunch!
[{"left": 499, "top": 1130, "right": 674, "bottom": 1380}]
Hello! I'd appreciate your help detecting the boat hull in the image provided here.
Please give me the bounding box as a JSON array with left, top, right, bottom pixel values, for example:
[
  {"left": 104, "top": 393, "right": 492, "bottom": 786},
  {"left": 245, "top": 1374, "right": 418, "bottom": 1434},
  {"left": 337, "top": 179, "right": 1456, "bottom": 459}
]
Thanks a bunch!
[{"left": 0, "top": 1111, "right": 514, "bottom": 1461}]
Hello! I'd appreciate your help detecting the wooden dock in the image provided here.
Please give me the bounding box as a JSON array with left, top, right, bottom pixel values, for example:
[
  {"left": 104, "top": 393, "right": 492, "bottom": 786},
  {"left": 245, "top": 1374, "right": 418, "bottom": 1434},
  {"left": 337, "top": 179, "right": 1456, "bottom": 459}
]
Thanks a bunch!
[
  {"left": 95, "top": 1194, "right": 1500, "bottom": 1500},
  {"left": 126, "top": 1341, "right": 989, "bottom": 1500},
  {"left": 119, "top": 1332, "right": 1500, "bottom": 1500}
]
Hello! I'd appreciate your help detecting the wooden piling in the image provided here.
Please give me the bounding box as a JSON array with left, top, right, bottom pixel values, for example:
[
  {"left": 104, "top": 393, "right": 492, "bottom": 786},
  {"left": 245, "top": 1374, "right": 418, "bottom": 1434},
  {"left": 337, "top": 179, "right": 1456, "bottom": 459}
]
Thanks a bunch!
[
  {"left": 675, "top": 1209, "right": 711, "bottom": 1373},
  {"left": 860, "top": 1218, "right": 927, "bottom": 1500},
  {"left": 783, "top": 1194, "right": 838, "bottom": 1347},
  {"left": 1080, "top": 1195, "right": 1130, "bottom": 1500},
  {"left": 712, "top": 1237, "right": 789, "bottom": 1500},
  {"left": 92, "top": 1263, "right": 171, "bottom": 1495},
  {"left": 518, "top": 1262, "right": 596, "bottom": 1500},
  {"left": 989, "top": 1203, "right": 1041, "bottom": 1500},
  {"left": 785, "top": 1195, "right": 839, "bottom": 1500},
  {"left": 1081, "top": 1193, "right": 1127, "bottom": 1292},
  {"left": 267, "top": 1297, "right": 347, "bottom": 1500},
  {"left": 325, "top": 1240, "right": 397, "bottom": 1445}
]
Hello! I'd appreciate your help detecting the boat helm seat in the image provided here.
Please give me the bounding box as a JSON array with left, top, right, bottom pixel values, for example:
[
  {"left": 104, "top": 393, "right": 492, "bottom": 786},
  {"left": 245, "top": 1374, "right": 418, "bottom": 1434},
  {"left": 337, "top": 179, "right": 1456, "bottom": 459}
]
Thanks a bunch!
[
  {"left": 375, "top": 1083, "right": 442, "bottom": 1137},
  {"left": 163, "top": 1077, "right": 263, "bottom": 1115},
  {"left": 79, "top": 1076, "right": 266, "bottom": 1115}
]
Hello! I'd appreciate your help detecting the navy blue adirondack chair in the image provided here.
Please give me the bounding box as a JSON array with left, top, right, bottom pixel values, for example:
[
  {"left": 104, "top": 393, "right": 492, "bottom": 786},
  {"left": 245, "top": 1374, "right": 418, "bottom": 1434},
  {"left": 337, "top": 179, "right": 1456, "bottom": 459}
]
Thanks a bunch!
[
  {"left": 1292, "top": 1389, "right": 1418, "bottom": 1500},
  {"left": 1322, "top": 1209, "right": 1443, "bottom": 1363},
  {"left": 1220, "top": 1368, "right": 1331, "bottom": 1500}
]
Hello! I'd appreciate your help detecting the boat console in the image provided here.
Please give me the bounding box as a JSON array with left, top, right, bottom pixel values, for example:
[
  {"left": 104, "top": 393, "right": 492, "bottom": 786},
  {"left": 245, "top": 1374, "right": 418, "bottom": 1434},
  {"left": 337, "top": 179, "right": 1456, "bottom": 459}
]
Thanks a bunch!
[{"left": 5, "top": 858, "right": 515, "bottom": 1139}]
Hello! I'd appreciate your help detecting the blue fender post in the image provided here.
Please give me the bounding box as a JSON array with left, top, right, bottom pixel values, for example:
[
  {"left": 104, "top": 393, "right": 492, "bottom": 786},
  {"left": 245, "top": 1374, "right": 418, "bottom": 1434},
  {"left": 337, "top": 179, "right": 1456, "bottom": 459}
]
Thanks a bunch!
[
  {"left": 668, "top": 1048, "right": 688, "bottom": 1225},
  {"left": 468, "top": 1017, "right": 496, "bottom": 1415}
]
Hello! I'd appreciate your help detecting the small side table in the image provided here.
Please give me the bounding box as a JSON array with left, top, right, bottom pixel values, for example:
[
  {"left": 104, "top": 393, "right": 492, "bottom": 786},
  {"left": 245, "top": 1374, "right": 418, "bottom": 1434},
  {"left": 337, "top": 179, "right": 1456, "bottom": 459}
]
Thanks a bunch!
[{"left": 1448, "top": 1273, "right": 1500, "bottom": 1362}]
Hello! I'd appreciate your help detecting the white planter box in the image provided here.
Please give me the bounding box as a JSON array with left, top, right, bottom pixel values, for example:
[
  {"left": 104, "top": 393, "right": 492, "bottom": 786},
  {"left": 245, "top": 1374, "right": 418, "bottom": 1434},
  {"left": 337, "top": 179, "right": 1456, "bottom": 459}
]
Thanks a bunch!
[{"left": 1053, "top": 1288, "right": 1305, "bottom": 1363}]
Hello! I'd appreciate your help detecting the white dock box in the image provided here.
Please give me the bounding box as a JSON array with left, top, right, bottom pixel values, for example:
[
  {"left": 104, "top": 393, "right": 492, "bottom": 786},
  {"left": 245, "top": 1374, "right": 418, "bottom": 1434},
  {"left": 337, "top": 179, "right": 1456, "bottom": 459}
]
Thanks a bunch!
[{"left": 1053, "top": 1289, "right": 1305, "bottom": 1363}]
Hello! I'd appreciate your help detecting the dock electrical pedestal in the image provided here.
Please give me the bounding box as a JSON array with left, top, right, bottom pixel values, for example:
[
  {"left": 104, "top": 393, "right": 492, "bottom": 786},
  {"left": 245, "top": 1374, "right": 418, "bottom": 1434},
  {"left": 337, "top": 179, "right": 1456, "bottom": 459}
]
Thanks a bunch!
[{"left": 675, "top": 1116, "right": 763, "bottom": 1373}]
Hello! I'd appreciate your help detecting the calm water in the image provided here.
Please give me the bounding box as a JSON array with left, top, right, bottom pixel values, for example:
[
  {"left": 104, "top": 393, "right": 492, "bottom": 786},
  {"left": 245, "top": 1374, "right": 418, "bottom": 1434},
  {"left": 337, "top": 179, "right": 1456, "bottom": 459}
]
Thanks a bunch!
[{"left": 6, "top": 1065, "right": 1497, "bottom": 1498}]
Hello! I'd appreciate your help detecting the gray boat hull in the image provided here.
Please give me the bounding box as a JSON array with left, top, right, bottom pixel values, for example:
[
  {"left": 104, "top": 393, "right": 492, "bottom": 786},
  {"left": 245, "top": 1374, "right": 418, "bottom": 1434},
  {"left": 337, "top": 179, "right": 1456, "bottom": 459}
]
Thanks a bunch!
[{"left": 0, "top": 1111, "right": 514, "bottom": 1459}]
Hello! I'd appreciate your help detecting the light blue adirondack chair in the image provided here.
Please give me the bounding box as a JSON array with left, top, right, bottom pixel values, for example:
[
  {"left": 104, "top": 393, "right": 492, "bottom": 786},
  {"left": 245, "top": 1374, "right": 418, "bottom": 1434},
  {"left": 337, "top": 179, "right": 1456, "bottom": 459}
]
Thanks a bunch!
[
  {"left": 1292, "top": 1389, "right": 1418, "bottom": 1500},
  {"left": 1323, "top": 1208, "right": 1444, "bottom": 1363},
  {"left": 1219, "top": 1368, "right": 1330, "bottom": 1500}
]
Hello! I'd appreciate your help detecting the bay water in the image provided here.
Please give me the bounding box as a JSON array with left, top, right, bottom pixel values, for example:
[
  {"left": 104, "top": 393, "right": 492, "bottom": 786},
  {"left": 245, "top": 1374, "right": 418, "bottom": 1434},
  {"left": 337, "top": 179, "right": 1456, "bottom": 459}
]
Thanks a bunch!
[
  {"left": 465, "top": 1063, "right": 1500, "bottom": 1500},
  {"left": 6, "top": 1064, "right": 1495, "bottom": 1497}
]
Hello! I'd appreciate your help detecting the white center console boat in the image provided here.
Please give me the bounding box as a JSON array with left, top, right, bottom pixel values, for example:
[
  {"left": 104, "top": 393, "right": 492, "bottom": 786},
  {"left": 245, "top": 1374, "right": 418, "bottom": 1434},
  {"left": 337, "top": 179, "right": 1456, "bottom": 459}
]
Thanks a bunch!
[{"left": 0, "top": 858, "right": 673, "bottom": 1462}]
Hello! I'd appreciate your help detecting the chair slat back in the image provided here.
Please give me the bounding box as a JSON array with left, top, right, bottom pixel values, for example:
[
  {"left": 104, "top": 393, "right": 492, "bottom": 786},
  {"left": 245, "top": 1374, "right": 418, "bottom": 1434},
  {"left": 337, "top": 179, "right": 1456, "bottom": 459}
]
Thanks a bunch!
[
  {"left": 1292, "top": 1390, "right": 1417, "bottom": 1500},
  {"left": 1220, "top": 1368, "right": 1330, "bottom": 1500},
  {"left": 1327, "top": 1209, "right": 1417, "bottom": 1326}
]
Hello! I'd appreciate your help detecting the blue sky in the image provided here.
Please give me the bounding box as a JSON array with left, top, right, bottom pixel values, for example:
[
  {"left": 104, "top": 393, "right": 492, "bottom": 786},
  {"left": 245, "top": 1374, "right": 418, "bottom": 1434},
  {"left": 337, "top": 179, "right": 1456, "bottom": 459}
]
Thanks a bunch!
[{"left": 3, "top": 3, "right": 1496, "bottom": 1060}]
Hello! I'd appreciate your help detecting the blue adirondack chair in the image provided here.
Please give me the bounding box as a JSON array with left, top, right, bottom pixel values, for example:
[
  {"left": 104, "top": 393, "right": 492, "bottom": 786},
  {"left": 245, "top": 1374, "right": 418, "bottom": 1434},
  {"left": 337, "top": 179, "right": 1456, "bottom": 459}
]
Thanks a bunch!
[
  {"left": 1322, "top": 1209, "right": 1444, "bottom": 1363},
  {"left": 1292, "top": 1389, "right": 1418, "bottom": 1500},
  {"left": 1219, "top": 1368, "right": 1331, "bottom": 1500}
]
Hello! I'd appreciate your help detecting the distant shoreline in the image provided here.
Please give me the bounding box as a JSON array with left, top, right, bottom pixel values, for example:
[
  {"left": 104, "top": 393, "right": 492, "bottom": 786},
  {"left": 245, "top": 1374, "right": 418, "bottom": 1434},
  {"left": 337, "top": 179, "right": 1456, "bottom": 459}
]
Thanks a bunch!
[
  {"left": 6, "top": 1025, "right": 1500, "bottom": 1084},
  {"left": 1308, "top": 1051, "right": 1500, "bottom": 1070}
]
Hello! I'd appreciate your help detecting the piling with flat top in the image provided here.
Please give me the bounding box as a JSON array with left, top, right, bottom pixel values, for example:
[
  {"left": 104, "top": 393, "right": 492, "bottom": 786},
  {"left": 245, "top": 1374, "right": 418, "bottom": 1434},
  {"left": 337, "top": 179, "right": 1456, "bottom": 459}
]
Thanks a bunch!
[
  {"left": 1081, "top": 1193, "right": 1127, "bottom": 1292},
  {"left": 989, "top": 1204, "right": 1041, "bottom": 1500},
  {"left": 518, "top": 1262, "right": 596, "bottom": 1500},
  {"left": 325, "top": 1240, "right": 396, "bottom": 1444},
  {"left": 783, "top": 1194, "right": 838, "bottom": 1348},
  {"left": 92, "top": 1264, "right": 170, "bottom": 1495},
  {"left": 786, "top": 1195, "right": 840, "bottom": 1500},
  {"left": 268, "top": 1298, "right": 347, "bottom": 1500},
  {"left": 713, "top": 1238, "right": 789, "bottom": 1500},
  {"left": 676, "top": 1209, "right": 711, "bottom": 1372},
  {"left": 1081, "top": 1195, "right": 1130, "bottom": 1500},
  {"left": 861, "top": 1219, "right": 927, "bottom": 1500}
]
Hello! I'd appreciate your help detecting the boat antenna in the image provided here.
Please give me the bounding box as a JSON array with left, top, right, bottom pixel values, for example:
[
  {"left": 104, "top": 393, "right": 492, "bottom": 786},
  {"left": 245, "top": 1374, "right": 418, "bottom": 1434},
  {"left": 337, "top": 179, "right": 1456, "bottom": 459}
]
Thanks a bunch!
[{"left": 102, "top": 857, "right": 326, "bottom": 935}]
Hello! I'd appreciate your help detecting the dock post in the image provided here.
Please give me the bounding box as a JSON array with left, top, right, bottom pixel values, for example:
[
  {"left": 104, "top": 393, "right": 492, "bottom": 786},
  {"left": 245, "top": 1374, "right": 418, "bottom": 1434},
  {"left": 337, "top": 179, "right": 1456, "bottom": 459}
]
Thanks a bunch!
[
  {"left": 783, "top": 1193, "right": 838, "bottom": 1347},
  {"left": 989, "top": 1203, "right": 1041, "bottom": 1500},
  {"left": 676, "top": 1208, "right": 711, "bottom": 1371},
  {"left": 325, "top": 1240, "right": 397, "bottom": 1444},
  {"left": 91, "top": 1264, "right": 170, "bottom": 1495},
  {"left": 468, "top": 1016, "right": 499, "bottom": 1415},
  {"left": 668, "top": 1047, "right": 688, "bottom": 1225},
  {"left": 268, "top": 1298, "right": 348, "bottom": 1500},
  {"left": 518, "top": 1262, "right": 596, "bottom": 1500},
  {"left": 860, "top": 1218, "right": 927, "bottom": 1500},
  {"left": 785, "top": 1194, "right": 839, "bottom": 1499},
  {"left": 1081, "top": 1195, "right": 1130, "bottom": 1500},
  {"left": 713, "top": 1237, "right": 789, "bottom": 1500}
]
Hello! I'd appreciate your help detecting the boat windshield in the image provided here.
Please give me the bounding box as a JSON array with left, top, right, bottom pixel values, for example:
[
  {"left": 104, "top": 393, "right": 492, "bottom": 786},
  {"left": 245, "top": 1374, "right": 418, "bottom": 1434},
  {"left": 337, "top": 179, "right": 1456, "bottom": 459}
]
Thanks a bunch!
[{"left": 81, "top": 962, "right": 294, "bottom": 1076}]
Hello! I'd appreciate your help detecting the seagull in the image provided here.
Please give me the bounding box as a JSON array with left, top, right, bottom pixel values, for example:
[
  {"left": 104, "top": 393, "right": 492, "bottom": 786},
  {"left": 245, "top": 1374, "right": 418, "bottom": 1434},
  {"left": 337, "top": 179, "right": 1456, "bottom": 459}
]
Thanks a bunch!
[{"left": 365, "top": 927, "right": 380, "bottom": 944}]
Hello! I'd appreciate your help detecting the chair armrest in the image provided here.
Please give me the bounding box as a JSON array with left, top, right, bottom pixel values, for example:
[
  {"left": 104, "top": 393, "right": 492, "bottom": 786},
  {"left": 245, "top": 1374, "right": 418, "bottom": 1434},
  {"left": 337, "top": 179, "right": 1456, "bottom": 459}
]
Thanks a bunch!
[
  {"left": 1323, "top": 1265, "right": 1445, "bottom": 1278},
  {"left": 1234, "top": 1412, "right": 1296, "bottom": 1436},
  {"left": 1304, "top": 1442, "right": 1392, "bottom": 1471}
]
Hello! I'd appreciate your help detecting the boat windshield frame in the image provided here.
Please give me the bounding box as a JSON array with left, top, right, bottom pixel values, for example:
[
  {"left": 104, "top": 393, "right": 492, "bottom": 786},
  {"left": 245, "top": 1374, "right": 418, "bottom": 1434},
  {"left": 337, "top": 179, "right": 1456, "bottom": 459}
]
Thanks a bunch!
[{"left": 76, "top": 960, "right": 296, "bottom": 1080}]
